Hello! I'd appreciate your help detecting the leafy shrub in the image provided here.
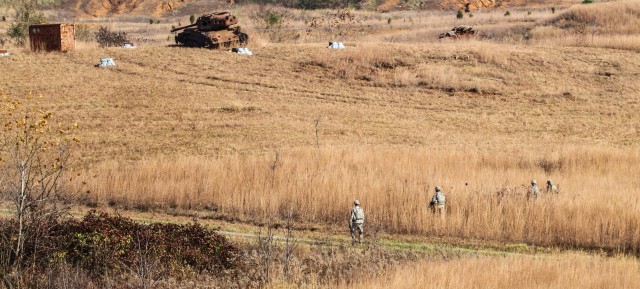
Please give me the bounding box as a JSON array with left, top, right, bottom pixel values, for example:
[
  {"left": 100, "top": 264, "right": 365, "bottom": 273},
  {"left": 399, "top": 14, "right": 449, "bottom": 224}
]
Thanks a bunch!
[
  {"left": 95, "top": 26, "right": 129, "bottom": 47},
  {"left": 457, "top": 10, "right": 464, "bottom": 19},
  {"left": 504, "top": 11, "right": 511, "bottom": 16},
  {"left": 189, "top": 14, "right": 196, "bottom": 24},
  {"left": 251, "top": 7, "right": 298, "bottom": 42},
  {"left": 582, "top": 0, "right": 593, "bottom": 3},
  {"left": 252, "top": 8, "right": 288, "bottom": 28},
  {"left": 0, "top": 211, "right": 240, "bottom": 280},
  {"left": 552, "top": 7, "right": 556, "bottom": 13},
  {"left": 74, "top": 24, "right": 94, "bottom": 42},
  {"left": 7, "top": 4, "right": 47, "bottom": 46}
]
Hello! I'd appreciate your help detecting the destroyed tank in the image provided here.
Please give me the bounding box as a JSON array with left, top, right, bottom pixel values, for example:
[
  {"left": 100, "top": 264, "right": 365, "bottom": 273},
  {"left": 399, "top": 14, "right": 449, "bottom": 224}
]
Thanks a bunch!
[{"left": 171, "top": 12, "right": 249, "bottom": 48}]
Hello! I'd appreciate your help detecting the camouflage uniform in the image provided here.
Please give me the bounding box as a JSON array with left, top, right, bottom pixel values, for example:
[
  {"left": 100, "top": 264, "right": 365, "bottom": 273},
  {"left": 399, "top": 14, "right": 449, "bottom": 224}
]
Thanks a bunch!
[
  {"left": 430, "top": 186, "right": 446, "bottom": 217},
  {"left": 546, "top": 179, "right": 558, "bottom": 194},
  {"left": 528, "top": 180, "right": 541, "bottom": 200},
  {"left": 350, "top": 200, "right": 365, "bottom": 244}
]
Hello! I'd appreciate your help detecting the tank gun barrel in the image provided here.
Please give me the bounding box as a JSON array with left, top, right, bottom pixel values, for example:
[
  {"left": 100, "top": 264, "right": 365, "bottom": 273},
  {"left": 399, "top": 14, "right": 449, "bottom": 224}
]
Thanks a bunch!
[{"left": 171, "top": 23, "right": 197, "bottom": 33}]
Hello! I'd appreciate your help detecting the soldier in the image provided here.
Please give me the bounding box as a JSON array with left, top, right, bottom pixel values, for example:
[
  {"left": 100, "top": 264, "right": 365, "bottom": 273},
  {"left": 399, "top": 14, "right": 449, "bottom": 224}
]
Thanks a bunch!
[
  {"left": 349, "top": 200, "right": 365, "bottom": 244},
  {"left": 528, "top": 180, "right": 541, "bottom": 200},
  {"left": 430, "top": 186, "right": 446, "bottom": 217},
  {"left": 546, "top": 179, "right": 558, "bottom": 194}
]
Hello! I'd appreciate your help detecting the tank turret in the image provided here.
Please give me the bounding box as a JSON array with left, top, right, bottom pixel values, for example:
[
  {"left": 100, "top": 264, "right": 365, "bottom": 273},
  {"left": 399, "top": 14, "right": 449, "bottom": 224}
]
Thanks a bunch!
[{"left": 171, "top": 12, "right": 248, "bottom": 48}]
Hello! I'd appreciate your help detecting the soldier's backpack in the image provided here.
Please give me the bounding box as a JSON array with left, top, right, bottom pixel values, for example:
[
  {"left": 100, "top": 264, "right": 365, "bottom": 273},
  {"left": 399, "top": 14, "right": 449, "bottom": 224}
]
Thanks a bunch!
[
  {"left": 436, "top": 193, "right": 446, "bottom": 205},
  {"left": 353, "top": 207, "right": 365, "bottom": 222}
]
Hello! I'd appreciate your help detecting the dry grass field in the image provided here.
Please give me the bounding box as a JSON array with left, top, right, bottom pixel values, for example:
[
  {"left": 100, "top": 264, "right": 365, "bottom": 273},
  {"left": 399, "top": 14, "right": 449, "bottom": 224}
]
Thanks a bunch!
[
  {"left": 1, "top": 1, "right": 640, "bottom": 287},
  {"left": 349, "top": 254, "right": 640, "bottom": 289}
]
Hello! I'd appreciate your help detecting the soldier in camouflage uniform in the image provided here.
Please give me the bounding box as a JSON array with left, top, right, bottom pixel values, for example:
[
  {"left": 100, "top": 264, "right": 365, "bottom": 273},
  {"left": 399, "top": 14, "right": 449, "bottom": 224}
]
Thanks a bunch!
[
  {"left": 546, "top": 179, "right": 558, "bottom": 194},
  {"left": 430, "top": 186, "right": 446, "bottom": 217},
  {"left": 528, "top": 180, "right": 541, "bottom": 200},
  {"left": 350, "top": 200, "right": 365, "bottom": 244}
]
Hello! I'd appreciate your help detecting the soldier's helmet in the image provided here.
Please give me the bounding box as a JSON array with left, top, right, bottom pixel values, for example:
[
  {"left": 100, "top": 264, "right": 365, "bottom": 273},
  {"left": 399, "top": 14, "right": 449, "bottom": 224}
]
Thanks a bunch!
[
  {"left": 531, "top": 180, "right": 537, "bottom": 185},
  {"left": 547, "top": 179, "right": 553, "bottom": 185},
  {"left": 435, "top": 186, "right": 442, "bottom": 192},
  {"left": 354, "top": 200, "right": 360, "bottom": 206}
]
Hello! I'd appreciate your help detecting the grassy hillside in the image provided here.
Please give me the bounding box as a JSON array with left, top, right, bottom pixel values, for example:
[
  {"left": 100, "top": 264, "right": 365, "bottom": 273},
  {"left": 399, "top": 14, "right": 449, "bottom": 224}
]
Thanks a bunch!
[{"left": 1, "top": 0, "right": 640, "bottom": 252}]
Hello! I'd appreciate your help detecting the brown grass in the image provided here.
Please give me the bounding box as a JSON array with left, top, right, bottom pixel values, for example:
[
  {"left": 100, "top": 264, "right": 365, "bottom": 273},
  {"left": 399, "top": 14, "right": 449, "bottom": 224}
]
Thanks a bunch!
[
  {"left": 1, "top": 1, "right": 640, "bottom": 255},
  {"left": 73, "top": 146, "right": 640, "bottom": 252},
  {"left": 349, "top": 254, "right": 640, "bottom": 289}
]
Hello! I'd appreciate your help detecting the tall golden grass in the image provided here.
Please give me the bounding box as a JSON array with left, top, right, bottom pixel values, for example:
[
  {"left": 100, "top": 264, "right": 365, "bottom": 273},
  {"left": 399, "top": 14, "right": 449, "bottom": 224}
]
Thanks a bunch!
[
  {"left": 74, "top": 146, "right": 640, "bottom": 252},
  {"left": 348, "top": 254, "right": 640, "bottom": 289}
]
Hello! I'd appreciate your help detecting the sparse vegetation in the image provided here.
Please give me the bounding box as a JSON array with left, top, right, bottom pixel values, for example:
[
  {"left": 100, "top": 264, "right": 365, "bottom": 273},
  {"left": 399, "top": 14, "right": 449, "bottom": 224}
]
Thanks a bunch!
[
  {"left": 6, "top": 3, "right": 47, "bottom": 46},
  {"left": 456, "top": 10, "right": 463, "bottom": 19},
  {"left": 250, "top": 6, "right": 295, "bottom": 42},
  {"left": 0, "top": 211, "right": 242, "bottom": 288},
  {"left": 1, "top": 1, "right": 639, "bottom": 288},
  {"left": 95, "top": 26, "right": 129, "bottom": 47},
  {"left": 74, "top": 24, "right": 94, "bottom": 42}
]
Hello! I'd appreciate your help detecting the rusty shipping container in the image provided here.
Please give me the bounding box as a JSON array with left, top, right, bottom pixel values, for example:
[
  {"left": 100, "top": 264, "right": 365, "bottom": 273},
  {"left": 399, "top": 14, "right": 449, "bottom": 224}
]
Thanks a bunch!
[{"left": 29, "top": 24, "right": 75, "bottom": 52}]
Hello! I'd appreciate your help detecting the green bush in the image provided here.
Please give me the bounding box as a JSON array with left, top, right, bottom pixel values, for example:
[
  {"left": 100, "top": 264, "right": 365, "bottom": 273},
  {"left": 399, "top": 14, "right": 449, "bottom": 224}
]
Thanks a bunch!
[
  {"left": 551, "top": 7, "right": 556, "bottom": 13},
  {"left": 149, "top": 18, "right": 154, "bottom": 24},
  {"left": 504, "top": 10, "right": 511, "bottom": 16},
  {"left": 582, "top": 0, "right": 593, "bottom": 4},
  {"left": 7, "top": 4, "right": 47, "bottom": 46},
  {"left": 456, "top": 10, "right": 464, "bottom": 19},
  {"left": 189, "top": 14, "right": 196, "bottom": 24}
]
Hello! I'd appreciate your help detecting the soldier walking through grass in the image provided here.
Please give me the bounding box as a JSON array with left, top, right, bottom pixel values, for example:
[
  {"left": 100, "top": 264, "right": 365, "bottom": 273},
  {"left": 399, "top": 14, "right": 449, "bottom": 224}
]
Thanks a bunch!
[
  {"left": 528, "top": 180, "right": 541, "bottom": 200},
  {"left": 349, "top": 200, "right": 365, "bottom": 244},
  {"left": 429, "top": 186, "right": 446, "bottom": 217},
  {"left": 546, "top": 179, "right": 558, "bottom": 194}
]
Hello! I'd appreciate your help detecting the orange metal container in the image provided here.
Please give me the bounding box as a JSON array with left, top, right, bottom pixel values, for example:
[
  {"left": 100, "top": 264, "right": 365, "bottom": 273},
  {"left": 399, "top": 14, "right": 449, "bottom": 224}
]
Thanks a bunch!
[{"left": 29, "top": 23, "right": 75, "bottom": 52}]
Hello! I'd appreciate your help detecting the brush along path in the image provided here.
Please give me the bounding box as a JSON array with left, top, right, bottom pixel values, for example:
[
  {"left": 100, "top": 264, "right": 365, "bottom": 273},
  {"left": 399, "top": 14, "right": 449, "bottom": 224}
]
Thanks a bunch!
[{"left": 31, "top": 206, "right": 602, "bottom": 259}]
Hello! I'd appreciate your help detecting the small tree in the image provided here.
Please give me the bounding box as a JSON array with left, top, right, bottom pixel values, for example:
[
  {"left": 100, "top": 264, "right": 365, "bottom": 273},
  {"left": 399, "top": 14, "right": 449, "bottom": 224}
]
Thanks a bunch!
[
  {"left": 7, "top": 4, "right": 47, "bottom": 46},
  {"left": 189, "top": 14, "right": 196, "bottom": 24},
  {"left": 456, "top": 10, "right": 464, "bottom": 19},
  {"left": 551, "top": 7, "right": 556, "bottom": 13},
  {"left": 0, "top": 92, "right": 78, "bottom": 281},
  {"left": 504, "top": 11, "right": 511, "bottom": 16}
]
